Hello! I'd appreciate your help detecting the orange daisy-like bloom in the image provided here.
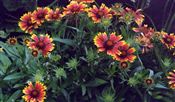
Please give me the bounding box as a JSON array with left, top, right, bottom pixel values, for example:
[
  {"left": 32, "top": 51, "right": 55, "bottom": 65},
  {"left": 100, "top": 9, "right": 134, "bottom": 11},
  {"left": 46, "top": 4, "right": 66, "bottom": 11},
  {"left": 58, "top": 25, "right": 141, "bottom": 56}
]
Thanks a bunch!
[
  {"left": 87, "top": 4, "right": 113, "bottom": 23},
  {"left": 32, "top": 7, "right": 51, "bottom": 25},
  {"left": 18, "top": 12, "right": 39, "bottom": 34},
  {"left": 71, "top": 0, "right": 95, "bottom": 3},
  {"left": 133, "top": 24, "right": 154, "bottom": 38},
  {"left": 22, "top": 81, "right": 47, "bottom": 102},
  {"left": 167, "top": 70, "right": 175, "bottom": 89},
  {"left": 94, "top": 32, "right": 125, "bottom": 56},
  {"left": 45, "top": 8, "right": 62, "bottom": 21},
  {"left": 161, "top": 33, "right": 175, "bottom": 49},
  {"left": 112, "top": 43, "right": 136, "bottom": 63},
  {"left": 27, "top": 34, "right": 55, "bottom": 57},
  {"left": 63, "top": 1, "right": 87, "bottom": 16}
]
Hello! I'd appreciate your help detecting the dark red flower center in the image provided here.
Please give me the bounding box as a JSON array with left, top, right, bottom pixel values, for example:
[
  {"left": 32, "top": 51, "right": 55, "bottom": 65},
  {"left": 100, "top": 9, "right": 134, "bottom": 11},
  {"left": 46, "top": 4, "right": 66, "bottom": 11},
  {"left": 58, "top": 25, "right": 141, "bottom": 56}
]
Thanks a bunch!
[
  {"left": 145, "top": 79, "right": 153, "bottom": 85},
  {"left": 9, "top": 38, "right": 17, "bottom": 45},
  {"left": 120, "top": 62, "right": 128, "bottom": 69},
  {"left": 96, "top": 11, "right": 104, "bottom": 18},
  {"left": 104, "top": 40, "right": 114, "bottom": 50},
  {"left": 164, "top": 37, "right": 172, "bottom": 44},
  {"left": 38, "top": 13, "right": 45, "bottom": 19},
  {"left": 32, "top": 50, "right": 38, "bottom": 57},
  {"left": 37, "top": 41, "right": 45, "bottom": 49},
  {"left": 72, "top": 5, "right": 80, "bottom": 12},
  {"left": 119, "top": 51, "right": 128, "bottom": 58},
  {"left": 31, "top": 90, "right": 39, "bottom": 98}
]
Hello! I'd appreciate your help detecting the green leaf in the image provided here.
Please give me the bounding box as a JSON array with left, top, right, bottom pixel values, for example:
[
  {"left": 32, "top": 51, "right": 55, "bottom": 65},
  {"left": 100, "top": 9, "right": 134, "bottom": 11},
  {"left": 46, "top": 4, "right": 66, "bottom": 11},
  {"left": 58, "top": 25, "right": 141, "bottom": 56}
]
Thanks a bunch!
[
  {"left": 81, "top": 85, "right": 86, "bottom": 96},
  {"left": 53, "top": 38, "right": 75, "bottom": 46},
  {"left": 3, "top": 73, "right": 25, "bottom": 81},
  {"left": 0, "top": 53, "right": 12, "bottom": 73},
  {"left": 7, "top": 90, "right": 21, "bottom": 102},
  {"left": 85, "top": 78, "right": 108, "bottom": 87}
]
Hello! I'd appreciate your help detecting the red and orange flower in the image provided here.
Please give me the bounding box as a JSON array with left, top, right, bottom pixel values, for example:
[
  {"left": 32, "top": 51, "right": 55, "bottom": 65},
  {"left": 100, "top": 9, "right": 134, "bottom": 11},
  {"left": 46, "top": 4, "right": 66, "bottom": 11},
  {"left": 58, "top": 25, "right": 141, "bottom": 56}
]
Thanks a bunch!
[
  {"left": 22, "top": 81, "right": 47, "bottom": 102},
  {"left": 45, "top": 8, "right": 62, "bottom": 21},
  {"left": 161, "top": 32, "right": 175, "bottom": 49},
  {"left": 63, "top": 1, "right": 87, "bottom": 16},
  {"left": 167, "top": 70, "right": 175, "bottom": 89},
  {"left": 87, "top": 4, "right": 113, "bottom": 23},
  {"left": 32, "top": 7, "right": 51, "bottom": 25},
  {"left": 18, "top": 12, "right": 39, "bottom": 34},
  {"left": 94, "top": 32, "right": 125, "bottom": 56},
  {"left": 27, "top": 34, "right": 55, "bottom": 57},
  {"left": 112, "top": 43, "right": 136, "bottom": 63}
]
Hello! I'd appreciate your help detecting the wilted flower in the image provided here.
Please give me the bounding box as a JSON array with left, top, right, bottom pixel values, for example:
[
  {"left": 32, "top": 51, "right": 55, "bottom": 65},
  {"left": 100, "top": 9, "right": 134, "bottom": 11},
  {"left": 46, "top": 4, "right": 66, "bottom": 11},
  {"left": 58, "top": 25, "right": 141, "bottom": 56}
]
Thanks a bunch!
[
  {"left": 161, "top": 32, "right": 175, "bottom": 49},
  {"left": 120, "top": 7, "right": 144, "bottom": 26},
  {"left": 7, "top": 37, "right": 17, "bottom": 45},
  {"left": 167, "top": 70, "right": 175, "bottom": 89},
  {"left": 112, "top": 3, "right": 124, "bottom": 16},
  {"left": 32, "top": 7, "right": 51, "bottom": 25},
  {"left": 135, "top": 34, "right": 154, "bottom": 53},
  {"left": 22, "top": 81, "right": 47, "bottom": 102},
  {"left": 27, "top": 34, "right": 55, "bottom": 57},
  {"left": 93, "top": 32, "right": 125, "bottom": 56},
  {"left": 112, "top": 43, "right": 136, "bottom": 63},
  {"left": 133, "top": 24, "right": 154, "bottom": 38},
  {"left": 63, "top": 1, "right": 87, "bottom": 16},
  {"left": 18, "top": 12, "right": 39, "bottom": 34},
  {"left": 45, "top": 8, "right": 62, "bottom": 21},
  {"left": 87, "top": 4, "right": 113, "bottom": 23}
]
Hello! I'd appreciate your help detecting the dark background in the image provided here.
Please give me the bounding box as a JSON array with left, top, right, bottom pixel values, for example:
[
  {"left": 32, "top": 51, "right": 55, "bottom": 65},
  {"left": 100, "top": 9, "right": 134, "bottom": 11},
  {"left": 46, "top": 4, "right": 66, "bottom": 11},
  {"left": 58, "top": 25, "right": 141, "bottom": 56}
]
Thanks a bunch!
[{"left": 0, "top": 0, "right": 174, "bottom": 33}]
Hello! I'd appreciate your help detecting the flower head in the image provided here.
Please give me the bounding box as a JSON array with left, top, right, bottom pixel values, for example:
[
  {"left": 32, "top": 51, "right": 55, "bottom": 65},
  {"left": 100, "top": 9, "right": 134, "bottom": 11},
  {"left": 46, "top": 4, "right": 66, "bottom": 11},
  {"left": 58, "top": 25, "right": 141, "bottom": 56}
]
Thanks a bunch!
[
  {"left": 120, "top": 7, "right": 144, "bottom": 26},
  {"left": 32, "top": 50, "right": 39, "bottom": 57},
  {"left": 94, "top": 32, "right": 125, "bottom": 56},
  {"left": 7, "top": 37, "right": 17, "bottom": 45},
  {"left": 144, "top": 78, "right": 154, "bottom": 86},
  {"left": 87, "top": 4, "right": 113, "bottom": 23},
  {"left": 32, "top": 7, "right": 51, "bottom": 25},
  {"left": 45, "top": 8, "right": 62, "bottom": 21},
  {"left": 23, "top": 37, "right": 31, "bottom": 45},
  {"left": 18, "top": 12, "right": 38, "bottom": 34},
  {"left": 112, "top": 43, "right": 136, "bottom": 63},
  {"left": 135, "top": 34, "right": 154, "bottom": 53},
  {"left": 63, "top": 1, "right": 87, "bottom": 16},
  {"left": 161, "top": 33, "right": 175, "bottom": 49},
  {"left": 22, "top": 81, "right": 47, "bottom": 102},
  {"left": 119, "top": 61, "right": 130, "bottom": 69},
  {"left": 167, "top": 70, "right": 175, "bottom": 89},
  {"left": 133, "top": 24, "right": 154, "bottom": 38},
  {"left": 27, "top": 34, "right": 55, "bottom": 57}
]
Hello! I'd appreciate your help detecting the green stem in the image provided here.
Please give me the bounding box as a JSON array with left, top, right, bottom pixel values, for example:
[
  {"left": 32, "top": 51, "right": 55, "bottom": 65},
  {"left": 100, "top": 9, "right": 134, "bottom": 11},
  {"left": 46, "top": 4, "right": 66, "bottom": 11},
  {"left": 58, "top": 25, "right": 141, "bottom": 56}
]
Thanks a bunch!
[{"left": 137, "top": 51, "right": 144, "bottom": 68}]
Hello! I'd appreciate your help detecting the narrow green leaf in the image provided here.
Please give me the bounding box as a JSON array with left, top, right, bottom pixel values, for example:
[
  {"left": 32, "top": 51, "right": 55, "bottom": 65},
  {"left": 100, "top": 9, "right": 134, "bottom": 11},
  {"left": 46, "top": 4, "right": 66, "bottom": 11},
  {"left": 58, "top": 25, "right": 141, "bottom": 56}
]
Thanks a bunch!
[
  {"left": 53, "top": 38, "right": 75, "bottom": 46},
  {"left": 3, "top": 73, "right": 25, "bottom": 81},
  {"left": 7, "top": 90, "right": 21, "bottom": 102}
]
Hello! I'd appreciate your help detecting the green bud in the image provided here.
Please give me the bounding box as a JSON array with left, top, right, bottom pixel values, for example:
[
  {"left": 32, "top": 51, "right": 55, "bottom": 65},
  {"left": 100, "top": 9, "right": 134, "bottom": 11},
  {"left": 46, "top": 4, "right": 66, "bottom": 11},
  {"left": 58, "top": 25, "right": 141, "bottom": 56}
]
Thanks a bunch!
[
  {"left": 54, "top": 68, "right": 67, "bottom": 79},
  {"left": 66, "top": 58, "right": 79, "bottom": 70}
]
